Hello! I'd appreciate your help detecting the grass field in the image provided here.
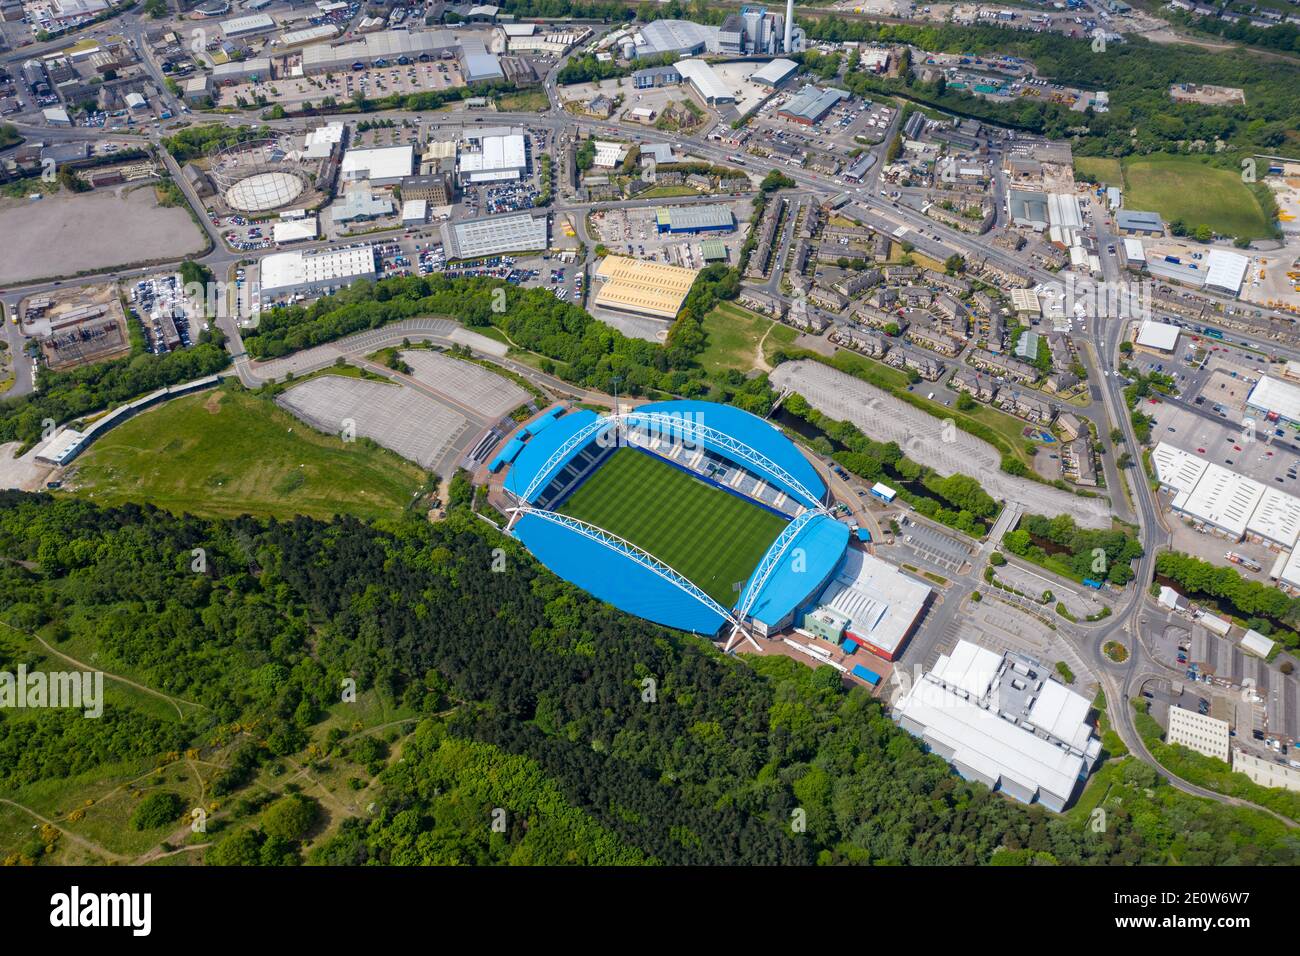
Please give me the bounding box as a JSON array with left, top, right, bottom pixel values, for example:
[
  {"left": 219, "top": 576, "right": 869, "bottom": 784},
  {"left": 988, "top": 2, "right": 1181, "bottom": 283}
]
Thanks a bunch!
[
  {"left": 699, "top": 301, "right": 797, "bottom": 374},
  {"left": 1120, "top": 155, "right": 1272, "bottom": 239},
  {"left": 1073, "top": 156, "right": 1123, "bottom": 186},
  {"left": 558, "top": 447, "right": 787, "bottom": 605},
  {"left": 70, "top": 387, "right": 427, "bottom": 521}
]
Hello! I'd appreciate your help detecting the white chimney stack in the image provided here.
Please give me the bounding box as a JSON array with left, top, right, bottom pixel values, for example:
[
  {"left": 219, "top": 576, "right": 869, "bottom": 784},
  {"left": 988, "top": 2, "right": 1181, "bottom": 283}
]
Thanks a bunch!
[{"left": 784, "top": 0, "right": 794, "bottom": 52}]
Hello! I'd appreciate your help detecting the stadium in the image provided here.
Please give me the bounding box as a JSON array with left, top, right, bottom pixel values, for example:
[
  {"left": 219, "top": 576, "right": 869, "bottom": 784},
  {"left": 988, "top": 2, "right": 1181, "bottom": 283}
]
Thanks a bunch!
[{"left": 494, "top": 400, "right": 852, "bottom": 644}]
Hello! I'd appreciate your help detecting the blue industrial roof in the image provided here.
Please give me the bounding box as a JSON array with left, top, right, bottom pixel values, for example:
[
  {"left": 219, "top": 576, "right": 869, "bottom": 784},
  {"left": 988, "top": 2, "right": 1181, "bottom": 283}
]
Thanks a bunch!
[
  {"left": 520, "top": 404, "right": 564, "bottom": 438},
  {"left": 488, "top": 437, "right": 524, "bottom": 473},
  {"left": 739, "top": 514, "right": 849, "bottom": 629},
  {"left": 628, "top": 401, "right": 827, "bottom": 507},
  {"left": 503, "top": 409, "right": 600, "bottom": 502},
  {"left": 513, "top": 512, "right": 727, "bottom": 634}
]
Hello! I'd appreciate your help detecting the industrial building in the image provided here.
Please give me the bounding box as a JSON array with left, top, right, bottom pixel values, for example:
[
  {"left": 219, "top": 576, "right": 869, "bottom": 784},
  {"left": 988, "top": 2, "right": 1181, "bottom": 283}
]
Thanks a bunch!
[
  {"left": 1166, "top": 706, "right": 1231, "bottom": 763},
  {"left": 401, "top": 199, "right": 428, "bottom": 225},
  {"left": 1152, "top": 440, "right": 1300, "bottom": 546},
  {"left": 1203, "top": 248, "right": 1249, "bottom": 296},
  {"left": 892, "top": 640, "right": 1102, "bottom": 812},
  {"left": 751, "top": 58, "right": 798, "bottom": 88},
  {"left": 220, "top": 13, "right": 276, "bottom": 38},
  {"left": 1134, "top": 319, "right": 1180, "bottom": 353},
  {"left": 1008, "top": 188, "right": 1049, "bottom": 231},
  {"left": 592, "top": 256, "right": 700, "bottom": 320},
  {"left": 300, "top": 30, "right": 457, "bottom": 74},
  {"left": 1172, "top": 462, "right": 1265, "bottom": 539},
  {"left": 459, "top": 38, "right": 504, "bottom": 84},
  {"left": 654, "top": 204, "right": 734, "bottom": 235},
  {"left": 675, "top": 59, "right": 734, "bottom": 105},
  {"left": 1115, "top": 209, "right": 1164, "bottom": 236},
  {"left": 1151, "top": 442, "right": 1210, "bottom": 497},
  {"left": 806, "top": 548, "right": 930, "bottom": 660},
  {"left": 400, "top": 173, "right": 454, "bottom": 205},
  {"left": 340, "top": 145, "right": 413, "bottom": 186},
  {"left": 273, "top": 217, "right": 318, "bottom": 243},
  {"left": 440, "top": 212, "right": 549, "bottom": 260},
  {"left": 259, "top": 246, "right": 377, "bottom": 297},
  {"left": 1247, "top": 375, "right": 1300, "bottom": 425},
  {"left": 777, "top": 85, "right": 849, "bottom": 124},
  {"left": 457, "top": 129, "right": 527, "bottom": 184},
  {"left": 1233, "top": 749, "right": 1300, "bottom": 791},
  {"left": 630, "top": 19, "right": 720, "bottom": 59},
  {"left": 280, "top": 24, "right": 339, "bottom": 48}
]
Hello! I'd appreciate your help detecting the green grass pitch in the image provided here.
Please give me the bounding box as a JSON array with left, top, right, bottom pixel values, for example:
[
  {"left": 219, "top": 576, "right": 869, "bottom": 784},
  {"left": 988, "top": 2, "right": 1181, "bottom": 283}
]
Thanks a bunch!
[{"left": 557, "top": 447, "right": 788, "bottom": 607}]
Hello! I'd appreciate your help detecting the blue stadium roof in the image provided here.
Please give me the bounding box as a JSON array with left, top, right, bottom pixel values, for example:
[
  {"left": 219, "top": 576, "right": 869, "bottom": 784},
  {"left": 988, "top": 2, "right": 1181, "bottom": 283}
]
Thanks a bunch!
[
  {"left": 503, "top": 409, "right": 601, "bottom": 502},
  {"left": 738, "top": 514, "right": 850, "bottom": 629},
  {"left": 502, "top": 400, "right": 845, "bottom": 635},
  {"left": 628, "top": 401, "right": 827, "bottom": 507},
  {"left": 513, "top": 512, "right": 728, "bottom": 634}
]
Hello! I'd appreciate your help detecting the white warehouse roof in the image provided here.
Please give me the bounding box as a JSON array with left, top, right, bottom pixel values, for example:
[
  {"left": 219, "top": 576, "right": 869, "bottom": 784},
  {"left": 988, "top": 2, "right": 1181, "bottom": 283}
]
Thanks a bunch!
[
  {"left": 1204, "top": 248, "right": 1249, "bottom": 295},
  {"left": 260, "top": 246, "right": 376, "bottom": 294},
  {"left": 1123, "top": 237, "right": 1145, "bottom": 262},
  {"left": 273, "top": 217, "right": 318, "bottom": 243},
  {"left": 1151, "top": 441, "right": 1209, "bottom": 496},
  {"left": 676, "top": 58, "right": 732, "bottom": 103},
  {"left": 1136, "top": 319, "right": 1179, "bottom": 352},
  {"left": 1245, "top": 487, "right": 1300, "bottom": 548},
  {"left": 1241, "top": 629, "right": 1275, "bottom": 659},
  {"left": 751, "top": 58, "right": 798, "bottom": 86},
  {"left": 815, "top": 549, "right": 931, "bottom": 659},
  {"left": 341, "top": 145, "right": 413, "bottom": 182},
  {"left": 1172, "top": 461, "right": 1266, "bottom": 538},
  {"left": 221, "top": 13, "right": 274, "bottom": 35},
  {"left": 1247, "top": 375, "right": 1300, "bottom": 423},
  {"left": 893, "top": 641, "right": 1100, "bottom": 811}
]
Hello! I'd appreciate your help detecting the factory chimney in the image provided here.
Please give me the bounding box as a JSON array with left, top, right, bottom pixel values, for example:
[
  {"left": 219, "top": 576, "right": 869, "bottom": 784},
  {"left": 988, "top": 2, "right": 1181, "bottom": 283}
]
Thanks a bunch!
[{"left": 783, "top": 0, "right": 794, "bottom": 52}]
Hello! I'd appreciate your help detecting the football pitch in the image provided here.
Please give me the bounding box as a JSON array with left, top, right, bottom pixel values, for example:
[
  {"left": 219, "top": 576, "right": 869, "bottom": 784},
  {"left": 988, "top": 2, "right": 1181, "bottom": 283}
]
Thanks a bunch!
[{"left": 558, "top": 448, "right": 788, "bottom": 607}]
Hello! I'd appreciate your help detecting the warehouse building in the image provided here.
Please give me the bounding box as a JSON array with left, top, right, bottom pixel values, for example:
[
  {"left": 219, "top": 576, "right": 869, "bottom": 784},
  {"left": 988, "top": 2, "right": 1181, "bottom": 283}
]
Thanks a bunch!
[
  {"left": 777, "top": 84, "right": 849, "bottom": 124},
  {"left": 1172, "top": 462, "right": 1265, "bottom": 539},
  {"left": 893, "top": 641, "right": 1102, "bottom": 812},
  {"left": 300, "top": 30, "right": 457, "bottom": 74},
  {"left": 460, "top": 38, "right": 504, "bottom": 84},
  {"left": 340, "top": 145, "right": 413, "bottom": 186},
  {"left": 221, "top": 13, "right": 275, "bottom": 38},
  {"left": 457, "top": 129, "right": 527, "bottom": 184},
  {"left": 1115, "top": 209, "right": 1164, "bottom": 236},
  {"left": 675, "top": 58, "right": 734, "bottom": 105},
  {"left": 273, "top": 217, "right": 318, "bottom": 243},
  {"left": 1244, "top": 487, "right": 1300, "bottom": 549},
  {"left": 1247, "top": 375, "right": 1300, "bottom": 426},
  {"left": 751, "top": 57, "right": 798, "bottom": 88},
  {"left": 1134, "top": 319, "right": 1180, "bottom": 353},
  {"left": 1204, "top": 248, "right": 1249, "bottom": 296},
  {"left": 654, "top": 204, "right": 734, "bottom": 235},
  {"left": 441, "top": 212, "right": 549, "bottom": 260},
  {"left": 211, "top": 57, "right": 271, "bottom": 83},
  {"left": 808, "top": 548, "right": 930, "bottom": 661},
  {"left": 280, "top": 24, "right": 339, "bottom": 48},
  {"left": 631, "top": 19, "right": 720, "bottom": 58},
  {"left": 592, "top": 256, "right": 700, "bottom": 320},
  {"left": 259, "top": 245, "right": 377, "bottom": 298},
  {"left": 1151, "top": 441, "right": 1210, "bottom": 497}
]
